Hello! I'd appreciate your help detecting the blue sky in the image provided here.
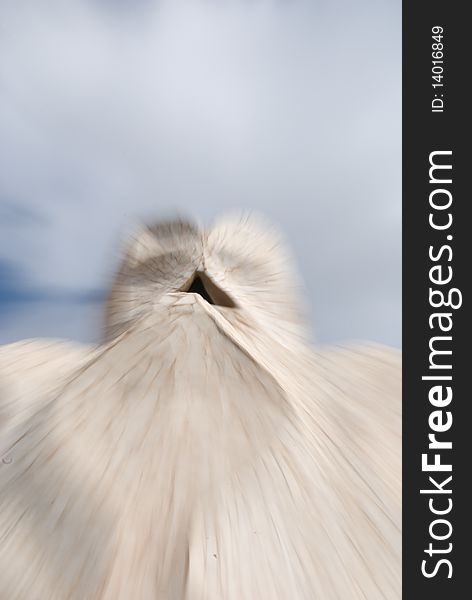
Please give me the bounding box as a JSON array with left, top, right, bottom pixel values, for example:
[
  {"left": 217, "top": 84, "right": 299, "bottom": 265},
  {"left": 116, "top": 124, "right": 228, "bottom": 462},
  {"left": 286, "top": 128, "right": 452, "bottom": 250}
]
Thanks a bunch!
[{"left": 0, "top": 0, "right": 401, "bottom": 347}]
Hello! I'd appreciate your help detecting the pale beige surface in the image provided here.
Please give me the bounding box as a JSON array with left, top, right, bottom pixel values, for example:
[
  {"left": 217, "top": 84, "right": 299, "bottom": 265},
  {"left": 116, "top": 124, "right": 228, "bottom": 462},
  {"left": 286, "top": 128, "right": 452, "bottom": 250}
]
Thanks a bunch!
[{"left": 0, "top": 216, "right": 401, "bottom": 599}]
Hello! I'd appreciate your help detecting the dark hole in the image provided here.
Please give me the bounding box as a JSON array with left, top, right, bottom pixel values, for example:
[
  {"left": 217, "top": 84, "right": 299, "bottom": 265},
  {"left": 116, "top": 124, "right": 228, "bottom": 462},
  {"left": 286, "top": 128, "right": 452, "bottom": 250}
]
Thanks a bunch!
[
  {"left": 184, "top": 272, "right": 237, "bottom": 308},
  {"left": 187, "top": 275, "right": 215, "bottom": 305}
]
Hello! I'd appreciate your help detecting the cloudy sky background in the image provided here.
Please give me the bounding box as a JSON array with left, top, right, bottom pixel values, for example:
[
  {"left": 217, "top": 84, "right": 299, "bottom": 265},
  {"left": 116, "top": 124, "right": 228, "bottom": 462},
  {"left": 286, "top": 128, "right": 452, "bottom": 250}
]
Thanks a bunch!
[{"left": 0, "top": 0, "right": 401, "bottom": 347}]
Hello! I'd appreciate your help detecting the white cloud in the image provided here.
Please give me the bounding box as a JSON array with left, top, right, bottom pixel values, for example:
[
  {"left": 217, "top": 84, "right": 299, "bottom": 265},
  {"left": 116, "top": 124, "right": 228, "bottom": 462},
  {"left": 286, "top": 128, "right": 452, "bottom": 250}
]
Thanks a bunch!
[{"left": 0, "top": 0, "right": 401, "bottom": 346}]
